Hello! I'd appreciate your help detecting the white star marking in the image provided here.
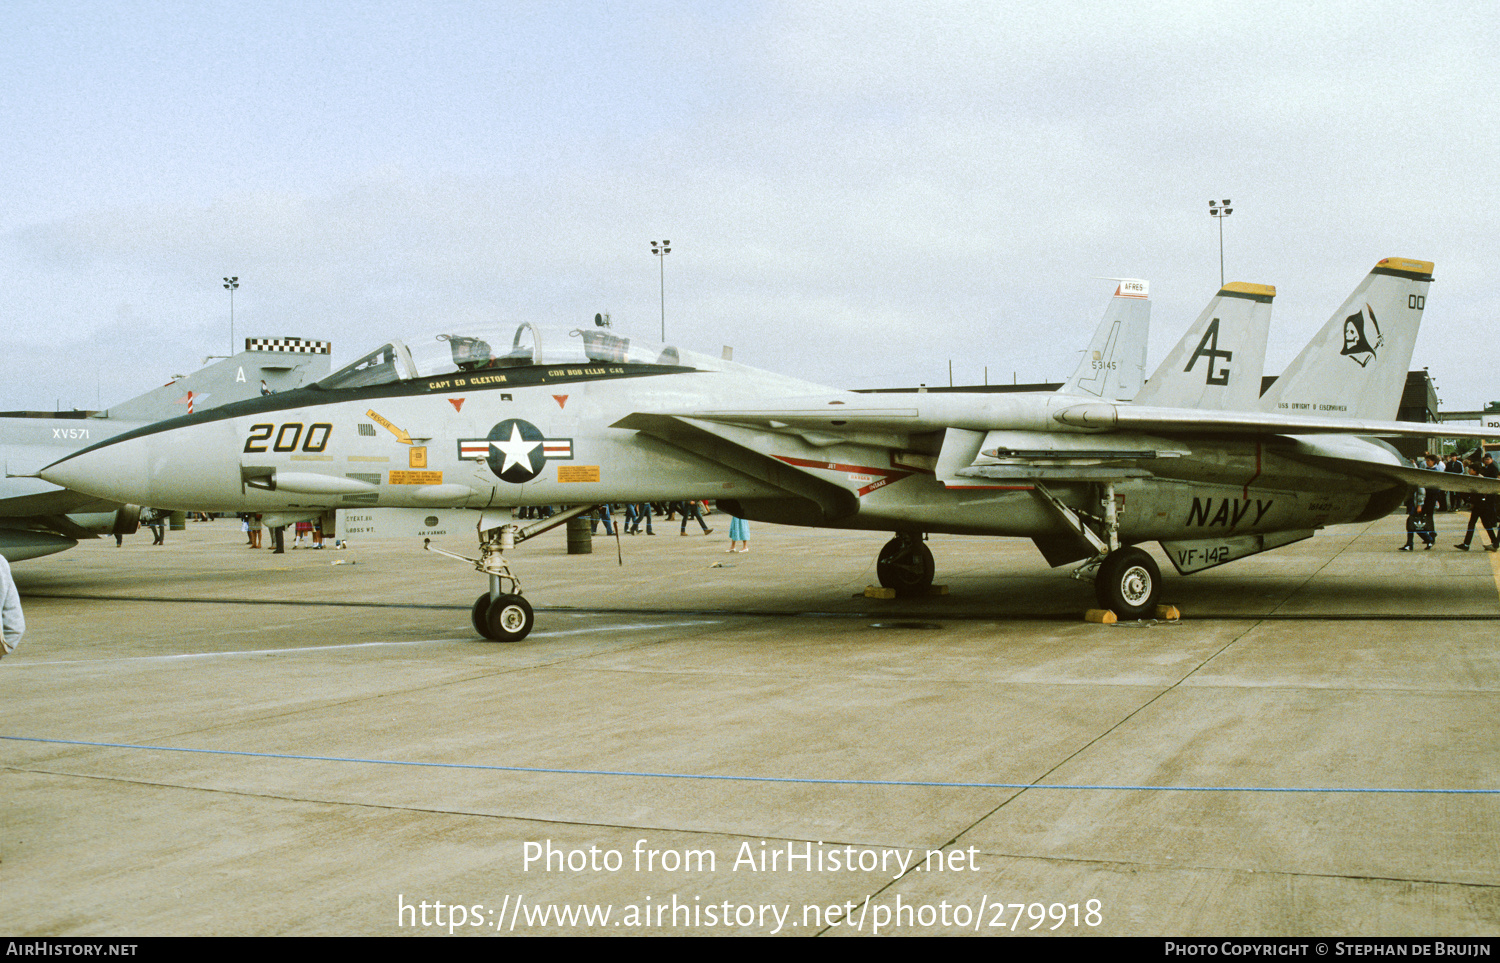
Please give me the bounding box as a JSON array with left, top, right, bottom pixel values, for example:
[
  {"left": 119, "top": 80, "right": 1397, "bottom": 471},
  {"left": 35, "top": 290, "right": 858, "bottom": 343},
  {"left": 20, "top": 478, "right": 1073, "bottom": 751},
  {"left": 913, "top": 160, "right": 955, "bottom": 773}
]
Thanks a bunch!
[{"left": 491, "top": 423, "right": 542, "bottom": 474}]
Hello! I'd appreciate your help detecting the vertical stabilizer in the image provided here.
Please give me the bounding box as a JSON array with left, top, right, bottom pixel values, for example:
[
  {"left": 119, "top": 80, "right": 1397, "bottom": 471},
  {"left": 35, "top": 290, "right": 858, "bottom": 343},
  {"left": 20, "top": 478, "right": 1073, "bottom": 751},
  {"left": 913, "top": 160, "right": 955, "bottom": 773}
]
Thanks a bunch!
[
  {"left": 106, "top": 338, "right": 333, "bottom": 422},
  {"left": 1060, "top": 279, "right": 1149, "bottom": 401},
  {"left": 1134, "top": 282, "right": 1274, "bottom": 411},
  {"left": 1258, "top": 258, "right": 1433, "bottom": 421}
]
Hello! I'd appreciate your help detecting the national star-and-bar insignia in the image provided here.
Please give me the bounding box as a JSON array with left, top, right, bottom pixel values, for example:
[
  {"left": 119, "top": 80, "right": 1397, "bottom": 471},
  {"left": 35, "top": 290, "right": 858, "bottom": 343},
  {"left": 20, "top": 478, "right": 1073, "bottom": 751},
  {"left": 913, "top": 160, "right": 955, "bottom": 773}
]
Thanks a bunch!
[{"left": 457, "top": 418, "right": 573, "bottom": 483}]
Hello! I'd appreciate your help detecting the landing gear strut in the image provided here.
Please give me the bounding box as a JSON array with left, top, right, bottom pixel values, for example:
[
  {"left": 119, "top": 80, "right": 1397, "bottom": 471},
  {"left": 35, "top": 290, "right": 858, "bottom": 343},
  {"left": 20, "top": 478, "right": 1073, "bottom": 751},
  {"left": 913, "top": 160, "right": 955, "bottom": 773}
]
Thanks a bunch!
[
  {"left": 877, "top": 533, "right": 934, "bottom": 595},
  {"left": 1034, "top": 480, "right": 1163, "bottom": 618},
  {"left": 427, "top": 504, "right": 599, "bottom": 643}
]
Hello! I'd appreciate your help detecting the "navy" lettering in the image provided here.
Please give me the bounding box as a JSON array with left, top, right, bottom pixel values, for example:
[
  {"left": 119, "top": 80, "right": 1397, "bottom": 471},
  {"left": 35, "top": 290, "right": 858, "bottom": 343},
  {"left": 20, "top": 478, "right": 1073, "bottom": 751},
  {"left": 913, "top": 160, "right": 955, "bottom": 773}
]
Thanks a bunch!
[{"left": 1186, "top": 497, "right": 1275, "bottom": 527}]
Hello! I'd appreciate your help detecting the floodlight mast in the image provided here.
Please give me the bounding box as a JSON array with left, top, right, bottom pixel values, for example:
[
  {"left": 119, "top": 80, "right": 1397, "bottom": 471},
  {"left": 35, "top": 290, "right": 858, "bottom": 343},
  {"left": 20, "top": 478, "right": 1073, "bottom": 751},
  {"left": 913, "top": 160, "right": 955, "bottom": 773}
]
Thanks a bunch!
[
  {"left": 1209, "top": 200, "right": 1232, "bottom": 286},
  {"left": 222, "top": 276, "right": 239, "bottom": 354},
  {"left": 650, "top": 240, "right": 671, "bottom": 340}
]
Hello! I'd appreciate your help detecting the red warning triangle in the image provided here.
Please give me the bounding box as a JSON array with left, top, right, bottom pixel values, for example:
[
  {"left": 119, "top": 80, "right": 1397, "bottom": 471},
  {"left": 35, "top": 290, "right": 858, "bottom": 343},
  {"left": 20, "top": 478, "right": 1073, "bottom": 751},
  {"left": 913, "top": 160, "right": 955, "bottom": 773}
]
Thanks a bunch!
[
  {"left": 448, "top": 398, "right": 465, "bottom": 412},
  {"left": 553, "top": 395, "right": 568, "bottom": 408}
]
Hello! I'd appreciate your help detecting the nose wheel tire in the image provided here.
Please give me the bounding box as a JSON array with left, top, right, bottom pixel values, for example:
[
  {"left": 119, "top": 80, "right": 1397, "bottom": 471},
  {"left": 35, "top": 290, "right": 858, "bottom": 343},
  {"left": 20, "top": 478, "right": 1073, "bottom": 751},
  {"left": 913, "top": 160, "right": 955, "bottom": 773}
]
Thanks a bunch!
[
  {"left": 1094, "top": 547, "right": 1160, "bottom": 619},
  {"left": 484, "top": 593, "right": 535, "bottom": 643},
  {"left": 876, "top": 536, "right": 935, "bottom": 595}
]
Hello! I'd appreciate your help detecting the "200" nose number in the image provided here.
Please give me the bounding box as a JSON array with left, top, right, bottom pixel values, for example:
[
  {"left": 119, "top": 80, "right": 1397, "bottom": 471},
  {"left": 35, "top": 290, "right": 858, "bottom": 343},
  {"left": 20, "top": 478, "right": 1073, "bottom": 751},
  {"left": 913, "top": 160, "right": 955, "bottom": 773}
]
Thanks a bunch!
[{"left": 244, "top": 422, "right": 333, "bottom": 453}]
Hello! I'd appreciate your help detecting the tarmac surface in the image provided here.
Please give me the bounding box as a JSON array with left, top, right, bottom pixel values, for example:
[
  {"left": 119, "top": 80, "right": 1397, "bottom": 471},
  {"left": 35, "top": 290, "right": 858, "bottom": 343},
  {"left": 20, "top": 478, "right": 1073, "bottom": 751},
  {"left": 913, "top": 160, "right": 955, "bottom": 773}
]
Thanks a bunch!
[{"left": 4, "top": 512, "right": 1499, "bottom": 936}]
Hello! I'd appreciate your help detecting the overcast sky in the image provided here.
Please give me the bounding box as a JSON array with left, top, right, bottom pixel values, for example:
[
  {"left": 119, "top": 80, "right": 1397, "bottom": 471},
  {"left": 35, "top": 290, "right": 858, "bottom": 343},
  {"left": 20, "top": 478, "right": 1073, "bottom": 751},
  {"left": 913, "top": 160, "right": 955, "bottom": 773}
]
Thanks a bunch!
[{"left": 4, "top": 0, "right": 1497, "bottom": 414}]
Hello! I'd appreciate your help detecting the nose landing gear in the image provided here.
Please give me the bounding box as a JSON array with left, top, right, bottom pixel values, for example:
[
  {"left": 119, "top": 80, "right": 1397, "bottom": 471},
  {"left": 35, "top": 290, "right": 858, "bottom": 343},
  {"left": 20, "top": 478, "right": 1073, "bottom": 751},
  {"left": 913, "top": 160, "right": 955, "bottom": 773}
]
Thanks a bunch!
[
  {"left": 876, "top": 533, "right": 935, "bottom": 595},
  {"left": 427, "top": 504, "right": 600, "bottom": 642},
  {"left": 473, "top": 590, "right": 535, "bottom": 642}
]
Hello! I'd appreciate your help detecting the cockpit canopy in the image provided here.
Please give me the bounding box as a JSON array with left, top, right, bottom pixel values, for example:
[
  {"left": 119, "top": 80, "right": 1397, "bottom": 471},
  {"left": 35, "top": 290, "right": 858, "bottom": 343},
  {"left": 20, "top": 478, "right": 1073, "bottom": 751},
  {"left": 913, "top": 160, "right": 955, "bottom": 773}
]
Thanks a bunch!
[{"left": 315, "top": 324, "right": 698, "bottom": 391}]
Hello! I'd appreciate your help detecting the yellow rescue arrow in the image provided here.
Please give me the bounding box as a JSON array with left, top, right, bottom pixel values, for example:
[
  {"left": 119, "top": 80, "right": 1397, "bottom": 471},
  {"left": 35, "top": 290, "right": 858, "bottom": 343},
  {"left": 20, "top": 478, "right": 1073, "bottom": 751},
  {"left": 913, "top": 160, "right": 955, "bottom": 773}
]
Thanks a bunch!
[{"left": 366, "top": 409, "right": 413, "bottom": 445}]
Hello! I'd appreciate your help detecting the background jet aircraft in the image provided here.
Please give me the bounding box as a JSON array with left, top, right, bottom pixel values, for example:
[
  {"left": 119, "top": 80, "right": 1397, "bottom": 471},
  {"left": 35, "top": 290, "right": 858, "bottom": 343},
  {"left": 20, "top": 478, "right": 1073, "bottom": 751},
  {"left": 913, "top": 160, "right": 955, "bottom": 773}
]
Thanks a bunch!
[
  {"left": 1058, "top": 278, "right": 1149, "bottom": 402},
  {"left": 2, "top": 338, "right": 331, "bottom": 560},
  {"left": 41, "top": 258, "right": 1498, "bottom": 641}
]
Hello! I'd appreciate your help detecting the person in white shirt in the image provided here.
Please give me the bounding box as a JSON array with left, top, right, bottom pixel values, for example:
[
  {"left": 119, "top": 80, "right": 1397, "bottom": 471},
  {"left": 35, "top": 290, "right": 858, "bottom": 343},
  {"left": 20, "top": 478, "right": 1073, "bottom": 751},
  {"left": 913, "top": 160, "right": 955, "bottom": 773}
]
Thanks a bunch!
[{"left": 0, "top": 555, "right": 25, "bottom": 659}]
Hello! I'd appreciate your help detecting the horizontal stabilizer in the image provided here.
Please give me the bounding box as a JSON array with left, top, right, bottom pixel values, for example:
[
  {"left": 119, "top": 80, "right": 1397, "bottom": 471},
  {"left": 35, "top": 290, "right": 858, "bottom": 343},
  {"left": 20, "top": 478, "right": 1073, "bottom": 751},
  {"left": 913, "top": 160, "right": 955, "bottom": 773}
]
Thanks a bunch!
[{"left": 1285, "top": 450, "right": 1500, "bottom": 497}]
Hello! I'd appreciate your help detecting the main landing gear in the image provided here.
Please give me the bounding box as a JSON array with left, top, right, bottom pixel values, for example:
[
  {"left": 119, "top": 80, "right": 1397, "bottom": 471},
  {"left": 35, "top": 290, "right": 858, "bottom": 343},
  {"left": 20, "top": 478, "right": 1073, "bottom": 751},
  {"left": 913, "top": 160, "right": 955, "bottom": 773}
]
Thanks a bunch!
[
  {"left": 1033, "top": 481, "right": 1162, "bottom": 619},
  {"left": 1092, "top": 546, "right": 1159, "bottom": 620},
  {"left": 877, "top": 533, "right": 935, "bottom": 595},
  {"left": 426, "top": 504, "right": 600, "bottom": 643}
]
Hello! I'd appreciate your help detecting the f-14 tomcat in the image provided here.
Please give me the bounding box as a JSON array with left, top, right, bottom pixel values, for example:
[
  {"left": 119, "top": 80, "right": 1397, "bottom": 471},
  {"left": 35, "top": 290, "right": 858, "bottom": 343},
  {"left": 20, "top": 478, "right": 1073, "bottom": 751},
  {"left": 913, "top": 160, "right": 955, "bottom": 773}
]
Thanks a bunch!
[
  {"left": 40, "top": 258, "right": 1498, "bottom": 641},
  {"left": 0, "top": 338, "right": 331, "bottom": 561}
]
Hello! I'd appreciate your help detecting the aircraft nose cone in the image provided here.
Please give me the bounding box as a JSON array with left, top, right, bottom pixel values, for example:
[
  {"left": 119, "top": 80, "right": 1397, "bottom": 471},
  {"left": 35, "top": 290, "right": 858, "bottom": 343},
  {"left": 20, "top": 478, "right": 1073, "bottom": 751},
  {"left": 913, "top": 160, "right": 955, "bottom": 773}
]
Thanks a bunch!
[{"left": 40, "top": 439, "right": 153, "bottom": 505}]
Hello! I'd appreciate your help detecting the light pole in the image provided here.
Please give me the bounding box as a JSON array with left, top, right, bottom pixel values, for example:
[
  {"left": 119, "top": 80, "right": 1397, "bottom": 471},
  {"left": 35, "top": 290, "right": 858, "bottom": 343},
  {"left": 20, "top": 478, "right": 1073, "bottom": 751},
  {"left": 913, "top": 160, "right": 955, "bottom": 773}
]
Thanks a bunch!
[
  {"left": 649, "top": 240, "right": 670, "bottom": 341},
  {"left": 222, "top": 276, "right": 239, "bottom": 354},
  {"left": 1208, "top": 200, "right": 1232, "bottom": 286}
]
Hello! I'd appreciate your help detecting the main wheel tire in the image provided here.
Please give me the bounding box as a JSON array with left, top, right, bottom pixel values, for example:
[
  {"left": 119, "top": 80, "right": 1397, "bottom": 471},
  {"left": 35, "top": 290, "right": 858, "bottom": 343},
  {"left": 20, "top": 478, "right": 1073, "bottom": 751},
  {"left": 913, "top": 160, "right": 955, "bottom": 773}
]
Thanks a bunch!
[
  {"left": 876, "top": 536, "right": 935, "bottom": 595},
  {"left": 471, "top": 593, "right": 496, "bottom": 639},
  {"left": 1095, "top": 547, "right": 1160, "bottom": 619},
  {"left": 485, "top": 593, "right": 535, "bottom": 643}
]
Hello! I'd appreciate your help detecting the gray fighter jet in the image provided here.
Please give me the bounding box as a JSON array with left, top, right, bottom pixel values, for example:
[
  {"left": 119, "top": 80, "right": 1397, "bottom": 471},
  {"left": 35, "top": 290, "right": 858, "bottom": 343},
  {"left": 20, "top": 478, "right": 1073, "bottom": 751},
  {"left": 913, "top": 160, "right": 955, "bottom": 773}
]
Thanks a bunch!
[
  {"left": 3, "top": 338, "right": 330, "bottom": 560},
  {"left": 41, "top": 258, "right": 1491, "bottom": 640}
]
